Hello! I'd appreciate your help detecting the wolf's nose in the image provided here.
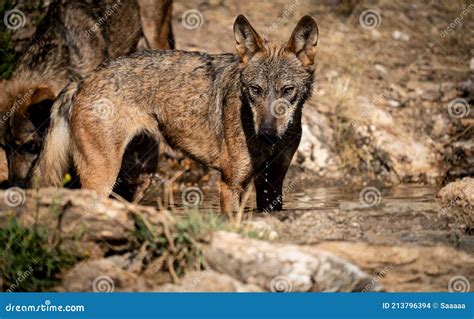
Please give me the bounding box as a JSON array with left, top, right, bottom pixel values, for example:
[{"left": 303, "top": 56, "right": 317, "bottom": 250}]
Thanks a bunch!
[{"left": 258, "top": 128, "right": 279, "bottom": 144}]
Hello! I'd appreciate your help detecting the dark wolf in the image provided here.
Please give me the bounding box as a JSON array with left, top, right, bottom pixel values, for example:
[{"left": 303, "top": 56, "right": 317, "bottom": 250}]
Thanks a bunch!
[
  {"left": 0, "top": 0, "right": 174, "bottom": 187},
  {"left": 33, "top": 15, "right": 319, "bottom": 214}
]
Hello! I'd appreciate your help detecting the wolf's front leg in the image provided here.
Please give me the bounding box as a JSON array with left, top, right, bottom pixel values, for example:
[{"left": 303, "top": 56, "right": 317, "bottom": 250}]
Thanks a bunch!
[
  {"left": 219, "top": 180, "right": 242, "bottom": 216},
  {"left": 254, "top": 147, "right": 297, "bottom": 213},
  {"left": 254, "top": 163, "right": 286, "bottom": 212}
]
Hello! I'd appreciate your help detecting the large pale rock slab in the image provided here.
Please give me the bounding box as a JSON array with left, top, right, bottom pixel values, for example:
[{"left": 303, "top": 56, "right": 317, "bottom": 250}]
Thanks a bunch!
[
  {"left": 157, "top": 270, "right": 263, "bottom": 292},
  {"left": 317, "top": 241, "right": 474, "bottom": 292},
  {"left": 359, "top": 104, "right": 440, "bottom": 182},
  {"left": 203, "top": 231, "right": 382, "bottom": 292},
  {"left": 0, "top": 188, "right": 135, "bottom": 241}
]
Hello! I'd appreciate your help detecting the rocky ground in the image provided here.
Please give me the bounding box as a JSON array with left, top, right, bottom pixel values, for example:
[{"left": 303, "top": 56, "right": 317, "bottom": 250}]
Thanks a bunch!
[
  {"left": 0, "top": 0, "right": 473, "bottom": 292},
  {"left": 0, "top": 179, "right": 472, "bottom": 292}
]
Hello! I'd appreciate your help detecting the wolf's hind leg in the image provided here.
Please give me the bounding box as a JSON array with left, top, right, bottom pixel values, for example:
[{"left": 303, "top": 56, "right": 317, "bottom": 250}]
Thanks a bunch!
[
  {"left": 219, "top": 180, "right": 243, "bottom": 216},
  {"left": 75, "top": 153, "right": 122, "bottom": 199},
  {"left": 114, "top": 132, "right": 159, "bottom": 202},
  {"left": 71, "top": 129, "right": 124, "bottom": 199}
]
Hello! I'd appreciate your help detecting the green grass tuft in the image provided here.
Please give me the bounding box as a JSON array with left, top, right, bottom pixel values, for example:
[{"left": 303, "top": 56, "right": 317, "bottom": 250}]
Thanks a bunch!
[{"left": 0, "top": 219, "right": 80, "bottom": 292}]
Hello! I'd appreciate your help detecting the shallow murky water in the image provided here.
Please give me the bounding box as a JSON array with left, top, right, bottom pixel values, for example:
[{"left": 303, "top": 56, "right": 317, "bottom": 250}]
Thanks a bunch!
[
  {"left": 145, "top": 181, "right": 438, "bottom": 214},
  {"left": 284, "top": 185, "right": 437, "bottom": 211}
]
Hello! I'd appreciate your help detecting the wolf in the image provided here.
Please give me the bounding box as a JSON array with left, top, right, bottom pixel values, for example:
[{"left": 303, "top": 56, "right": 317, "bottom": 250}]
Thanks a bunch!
[
  {"left": 33, "top": 15, "right": 319, "bottom": 214},
  {"left": 0, "top": 0, "right": 174, "bottom": 187}
]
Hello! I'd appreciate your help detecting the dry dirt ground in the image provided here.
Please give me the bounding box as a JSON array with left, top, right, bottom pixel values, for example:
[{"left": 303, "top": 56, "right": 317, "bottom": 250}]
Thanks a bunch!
[{"left": 0, "top": 0, "right": 473, "bottom": 292}]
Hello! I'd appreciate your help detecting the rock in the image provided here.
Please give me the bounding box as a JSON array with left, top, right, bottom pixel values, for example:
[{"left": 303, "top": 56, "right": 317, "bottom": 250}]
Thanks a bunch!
[
  {"left": 370, "top": 126, "right": 439, "bottom": 182},
  {"left": 390, "top": 83, "right": 408, "bottom": 99},
  {"left": 0, "top": 188, "right": 136, "bottom": 242},
  {"left": 470, "top": 57, "right": 474, "bottom": 71},
  {"left": 156, "top": 270, "right": 263, "bottom": 292},
  {"left": 298, "top": 105, "right": 338, "bottom": 173},
  {"left": 370, "top": 29, "right": 381, "bottom": 40},
  {"left": 447, "top": 139, "right": 474, "bottom": 178},
  {"left": 316, "top": 241, "right": 474, "bottom": 292},
  {"left": 353, "top": 105, "right": 441, "bottom": 182},
  {"left": 437, "top": 177, "right": 474, "bottom": 230},
  {"left": 203, "top": 231, "right": 382, "bottom": 292},
  {"left": 406, "top": 80, "right": 422, "bottom": 92},
  {"left": 440, "top": 82, "right": 459, "bottom": 102},
  {"left": 392, "top": 30, "right": 409, "bottom": 41},
  {"left": 0, "top": 188, "right": 168, "bottom": 244},
  {"left": 325, "top": 70, "right": 339, "bottom": 81},
  {"left": 245, "top": 219, "right": 279, "bottom": 240},
  {"left": 374, "top": 64, "right": 387, "bottom": 76},
  {"left": 59, "top": 258, "right": 148, "bottom": 292},
  {"left": 386, "top": 99, "right": 400, "bottom": 108},
  {"left": 406, "top": 81, "right": 439, "bottom": 97},
  {"left": 365, "top": 105, "right": 395, "bottom": 127},
  {"left": 431, "top": 114, "right": 451, "bottom": 137},
  {"left": 421, "top": 89, "right": 441, "bottom": 101}
]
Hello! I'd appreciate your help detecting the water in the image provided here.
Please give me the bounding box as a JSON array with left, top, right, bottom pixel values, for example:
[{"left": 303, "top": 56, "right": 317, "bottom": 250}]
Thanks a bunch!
[{"left": 147, "top": 182, "right": 438, "bottom": 214}]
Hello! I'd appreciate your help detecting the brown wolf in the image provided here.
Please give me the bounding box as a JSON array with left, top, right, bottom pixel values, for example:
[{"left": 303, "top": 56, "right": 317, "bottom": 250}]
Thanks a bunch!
[
  {"left": 0, "top": 0, "right": 174, "bottom": 187},
  {"left": 33, "top": 15, "right": 319, "bottom": 214}
]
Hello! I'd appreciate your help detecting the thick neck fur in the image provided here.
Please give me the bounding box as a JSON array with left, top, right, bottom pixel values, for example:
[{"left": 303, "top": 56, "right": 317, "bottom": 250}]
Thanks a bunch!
[{"left": 206, "top": 54, "right": 241, "bottom": 138}]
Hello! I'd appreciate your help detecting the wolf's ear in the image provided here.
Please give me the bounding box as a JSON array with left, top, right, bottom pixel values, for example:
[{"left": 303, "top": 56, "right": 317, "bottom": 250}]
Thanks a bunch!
[
  {"left": 286, "top": 16, "right": 319, "bottom": 67},
  {"left": 234, "top": 15, "right": 265, "bottom": 63}
]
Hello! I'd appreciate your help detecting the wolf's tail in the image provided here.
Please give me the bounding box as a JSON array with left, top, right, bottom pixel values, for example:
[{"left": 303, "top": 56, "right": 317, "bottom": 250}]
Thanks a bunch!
[{"left": 29, "top": 82, "right": 79, "bottom": 187}]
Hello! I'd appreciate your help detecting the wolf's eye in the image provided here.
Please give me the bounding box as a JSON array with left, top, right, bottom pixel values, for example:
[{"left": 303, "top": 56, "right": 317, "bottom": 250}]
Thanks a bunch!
[
  {"left": 282, "top": 86, "right": 295, "bottom": 95},
  {"left": 249, "top": 85, "right": 262, "bottom": 95}
]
